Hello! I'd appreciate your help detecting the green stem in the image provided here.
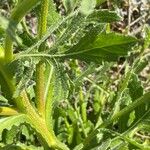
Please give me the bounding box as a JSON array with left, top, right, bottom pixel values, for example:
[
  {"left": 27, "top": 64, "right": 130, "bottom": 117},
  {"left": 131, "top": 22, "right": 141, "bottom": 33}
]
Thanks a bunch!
[
  {"left": 2, "top": 1, "right": 69, "bottom": 149},
  {"left": 21, "top": 91, "right": 69, "bottom": 150},
  {"left": 35, "top": 0, "right": 70, "bottom": 149},
  {"left": 0, "top": 67, "right": 67, "bottom": 149},
  {"left": 38, "top": 0, "right": 49, "bottom": 39},
  {"left": 82, "top": 92, "right": 150, "bottom": 149},
  {"left": 35, "top": 0, "right": 49, "bottom": 117},
  {"left": 4, "top": 0, "right": 39, "bottom": 63}
]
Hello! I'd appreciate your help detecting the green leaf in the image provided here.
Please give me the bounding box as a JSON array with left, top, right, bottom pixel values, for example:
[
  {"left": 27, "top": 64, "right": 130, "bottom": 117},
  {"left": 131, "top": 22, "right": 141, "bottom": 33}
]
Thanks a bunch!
[
  {"left": 83, "top": 92, "right": 150, "bottom": 149},
  {"left": 91, "top": 139, "right": 111, "bottom": 150},
  {"left": 74, "top": 63, "right": 96, "bottom": 87},
  {"left": 64, "top": 32, "right": 137, "bottom": 63},
  {"left": 128, "top": 73, "right": 143, "bottom": 100},
  {"left": 0, "top": 15, "right": 22, "bottom": 44},
  {"left": 87, "top": 10, "right": 121, "bottom": 23},
  {"left": 50, "top": 12, "right": 86, "bottom": 54},
  {"left": 19, "top": 32, "right": 37, "bottom": 47},
  {"left": 0, "top": 114, "right": 26, "bottom": 140},
  {"left": 50, "top": 10, "right": 118, "bottom": 54},
  {"left": 80, "top": 0, "right": 96, "bottom": 15},
  {"left": 0, "top": 142, "right": 44, "bottom": 150},
  {"left": 8, "top": 59, "right": 35, "bottom": 98},
  {"left": 0, "top": 95, "right": 8, "bottom": 104},
  {"left": 47, "top": 0, "right": 60, "bottom": 26},
  {"left": 96, "top": 0, "right": 107, "bottom": 6},
  {"left": 20, "top": 11, "right": 78, "bottom": 54},
  {"left": 0, "top": 65, "right": 14, "bottom": 101},
  {"left": 73, "top": 143, "right": 84, "bottom": 150},
  {"left": 133, "top": 57, "right": 148, "bottom": 74},
  {"left": 111, "top": 142, "right": 129, "bottom": 150},
  {"left": 62, "top": 0, "right": 77, "bottom": 13},
  {"left": 128, "top": 73, "right": 147, "bottom": 123},
  {"left": 3, "top": 126, "right": 18, "bottom": 144},
  {"left": 0, "top": 15, "right": 8, "bottom": 37},
  {"left": 138, "top": 109, "right": 150, "bottom": 131}
]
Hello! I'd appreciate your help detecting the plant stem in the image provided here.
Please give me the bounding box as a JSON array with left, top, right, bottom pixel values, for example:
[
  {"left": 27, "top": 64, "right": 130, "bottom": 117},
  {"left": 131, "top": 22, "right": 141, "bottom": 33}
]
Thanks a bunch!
[
  {"left": 21, "top": 91, "right": 69, "bottom": 150},
  {"left": 38, "top": 0, "right": 49, "bottom": 39},
  {"left": 35, "top": 61, "right": 45, "bottom": 117},
  {"left": 2, "top": 1, "right": 69, "bottom": 149},
  {"left": 4, "top": 0, "right": 39, "bottom": 63},
  {"left": 35, "top": 0, "right": 49, "bottom": 117},
  {"left": 4, "top": 36, "right": 13, "bottom": 63},
  {"left": 0, "top": 66, "right": 68, "bottom": 149}
]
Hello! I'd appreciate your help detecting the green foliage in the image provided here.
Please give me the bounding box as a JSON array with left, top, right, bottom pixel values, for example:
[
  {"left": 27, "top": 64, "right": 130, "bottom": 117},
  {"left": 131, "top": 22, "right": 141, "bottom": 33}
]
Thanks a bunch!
[
  {"left": 62, "top": 0, "right": 77, "bottom": 14},
  {"left": 0, "top": 0, "right": 149, "bottom": 150},
  {"left": 0, "top": 15, "right": 8, "bottom": 37},
  {"left": 64, "top": 32, "right": 137, "bottom": 63},
  {"left": 0, "top": 115, "right": 26, "bottom": 140},
  {"left": 80, "top": 0, "right": 96, "bottom": 15}
]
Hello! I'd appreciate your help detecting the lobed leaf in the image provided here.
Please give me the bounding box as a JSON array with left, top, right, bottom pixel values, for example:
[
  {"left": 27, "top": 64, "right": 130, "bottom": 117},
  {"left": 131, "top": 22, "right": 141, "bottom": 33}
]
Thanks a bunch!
[{"left": 0, "top": 114, "right": 26, "bottom": 140}]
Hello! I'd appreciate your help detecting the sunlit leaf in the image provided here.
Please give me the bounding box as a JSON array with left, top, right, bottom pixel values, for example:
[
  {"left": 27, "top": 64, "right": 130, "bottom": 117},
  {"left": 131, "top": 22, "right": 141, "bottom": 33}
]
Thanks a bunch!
[{"left": 64, "top": 32, "right": 137, "bottom": 63}]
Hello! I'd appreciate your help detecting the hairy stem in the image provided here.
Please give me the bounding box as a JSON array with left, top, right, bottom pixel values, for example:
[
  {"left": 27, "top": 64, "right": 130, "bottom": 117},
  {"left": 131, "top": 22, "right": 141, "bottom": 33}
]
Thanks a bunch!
[
  {"left": 35, "top": 61, "right": 45, "bottom": 117},
  {"left": 35, "top": 1, "right": 70, "bottom": 149},
  {"left": 20, "top": 91, "right": 69, "bottom": 150},
  {"left": 35, "top": 0, "right": 49, "bottom": 117},
  {"left": 2, "top": 0, "right": 69, "bottom": 149}
]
